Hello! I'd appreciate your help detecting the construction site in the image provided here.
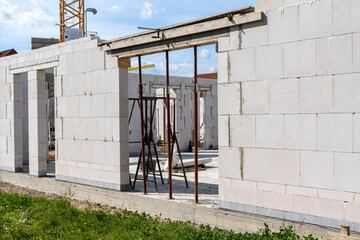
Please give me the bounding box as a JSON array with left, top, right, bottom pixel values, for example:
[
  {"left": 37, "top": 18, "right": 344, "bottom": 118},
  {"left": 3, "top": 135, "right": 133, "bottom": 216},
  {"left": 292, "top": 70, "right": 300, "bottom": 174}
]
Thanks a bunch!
[{"left": 1, "top": 0, "right": 360, "bottom": 238}]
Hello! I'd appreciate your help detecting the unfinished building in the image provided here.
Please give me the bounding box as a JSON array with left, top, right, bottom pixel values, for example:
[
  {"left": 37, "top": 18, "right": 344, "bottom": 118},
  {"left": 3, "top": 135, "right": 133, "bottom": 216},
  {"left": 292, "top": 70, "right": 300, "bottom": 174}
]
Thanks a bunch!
[{"left": 1, "top": 0, "right": 360, "bottom": 237}]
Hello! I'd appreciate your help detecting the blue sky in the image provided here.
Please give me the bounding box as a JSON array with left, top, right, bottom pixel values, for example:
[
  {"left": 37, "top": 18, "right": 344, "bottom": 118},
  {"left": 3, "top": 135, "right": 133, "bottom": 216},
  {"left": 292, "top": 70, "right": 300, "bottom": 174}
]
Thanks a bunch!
[{"left": 0, "top": 0, "right": 256, "bottom": 76}]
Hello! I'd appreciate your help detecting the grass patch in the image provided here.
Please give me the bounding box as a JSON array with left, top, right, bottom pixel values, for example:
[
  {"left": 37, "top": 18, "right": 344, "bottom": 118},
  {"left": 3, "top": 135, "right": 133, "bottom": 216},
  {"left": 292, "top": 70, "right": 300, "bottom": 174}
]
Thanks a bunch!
[{"left": 0, "top": 191, "right": 317, "bottom": 239}]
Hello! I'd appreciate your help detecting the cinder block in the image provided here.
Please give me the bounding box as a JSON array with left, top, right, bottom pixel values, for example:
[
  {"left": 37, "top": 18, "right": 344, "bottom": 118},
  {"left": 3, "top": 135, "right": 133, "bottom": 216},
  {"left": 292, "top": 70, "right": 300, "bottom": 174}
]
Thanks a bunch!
[
  {"left": 333, "top": 0, "right": 360, "bottom": 35},
  {"left": 284, "top": 40, "right": 315, "bottom": 78},
  {"left": 269, "top": 78, "right": 299, "bottom": 113},
  {"left": 334, "top": 73, "right": 360, "bottom": 113},
  {"left": 256, "top": 115, "right": 284, "bottom": 149},
  {"left": 218, "top": 83, "right": 241, "bottom": 115},
  {"left": 317, "top": 114, "right": 353, "bottom": 152},
  {"left": 219, "top": 147, "right": 241, "bottom": 179},
  {"left": 299, "top": 76, "right": 333, "bottom": 113},
  {"left": 255, "top": 44, "right": 283, "bottom": 80},
  {"left": 243, "top": 148, "right": 270, "bottom": 182},
  {"left": 218, "top": 115, "right": 229, "bottom": 147},
  {"left": 300, "top": 151, "right": 334, "bottom": 189},
  {"left": 299, "top": 0, "right": 332, "bottom": 40},
  {"left": 334, "top": 153, "right": 360, "bottom": 193},
  {"left": 284, "top": 114, "right": 316, "bottom": 150},
  {"left": 230, "top": 115, "right": 255, "bottom": 148},
  {"left": 241, "top": 21, "right": 268, "bottom": 49},
  {"left": 217, "top": 52, "right": 228, "bottom": 84},
  {"left": 229, "top": 49, "right": 254, "bottom": 82},
  {"left": 255, "top": 0, "right": 284, "bottom": 12},
  {"left": 316, "top": 34, "right": 352, "bottom": 75},
  {"left": 354, "top": 33, "right": 360, "bottom": 73},
  {"left": 267, "top": 5, "right": 299, "bottom": 44},
  {"left": 242, "top": 80, "right": 269, "bottom": 114}
]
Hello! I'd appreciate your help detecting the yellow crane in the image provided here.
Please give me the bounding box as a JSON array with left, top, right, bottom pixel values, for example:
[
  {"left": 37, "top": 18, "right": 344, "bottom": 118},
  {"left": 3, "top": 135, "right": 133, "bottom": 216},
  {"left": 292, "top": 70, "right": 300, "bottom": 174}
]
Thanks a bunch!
[{"left": 59, "top": 0, "right": 85, "bottom": 43}]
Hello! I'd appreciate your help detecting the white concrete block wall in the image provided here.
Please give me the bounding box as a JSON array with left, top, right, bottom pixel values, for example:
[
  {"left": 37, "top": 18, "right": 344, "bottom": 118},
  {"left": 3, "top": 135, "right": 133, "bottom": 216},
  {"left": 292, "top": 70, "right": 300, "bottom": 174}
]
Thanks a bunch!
[
  {"left": 218, "top": 0, "right": 360, "bottom": 231},
  {"left": 56, "top": 40, "right": 130, "bottom": 190}
]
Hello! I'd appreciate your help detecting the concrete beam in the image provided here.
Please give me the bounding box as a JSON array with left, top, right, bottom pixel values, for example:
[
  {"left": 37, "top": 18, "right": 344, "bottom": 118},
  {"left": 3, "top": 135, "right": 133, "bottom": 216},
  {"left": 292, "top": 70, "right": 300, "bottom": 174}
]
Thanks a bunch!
[{"left": 104, "top": 11, "right": 263, "bottom": 58}]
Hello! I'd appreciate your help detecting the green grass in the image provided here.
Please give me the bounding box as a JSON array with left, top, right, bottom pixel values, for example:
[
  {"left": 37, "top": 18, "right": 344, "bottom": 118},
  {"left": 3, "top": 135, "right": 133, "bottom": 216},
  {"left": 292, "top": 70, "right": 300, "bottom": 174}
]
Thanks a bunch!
[{"left": 0, "top": 191, "right": 317, "bottom": 239}]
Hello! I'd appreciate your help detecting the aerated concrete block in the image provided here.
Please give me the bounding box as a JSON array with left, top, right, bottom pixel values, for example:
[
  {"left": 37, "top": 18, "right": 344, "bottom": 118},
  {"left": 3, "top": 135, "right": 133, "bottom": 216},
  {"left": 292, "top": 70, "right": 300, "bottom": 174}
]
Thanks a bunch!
[
  {"left": 256, "top": 115, "right": 284, "bottom": 149},
  {"left": 334, "top": 73, "right": 360, "bottom": 113},
  {"left": 230, "top": 115, "right": 255, "bottom": 148},
  {"left": 219, "top": 146, "right": 241, "bottom": 179},
  {"left": 300, "top": 151, "right": 334, "bottom": 189},
  {"left": 300, "top": 76, "right": 333, "bottom": 113},
  {"left": 218, "top": 83, "right": 241, "bottom": 115},
  {"left": 255, "top": 0, "right": 284, "bottom": 12},
  {"left": 242, "top": 80, "right": 269, "bottom": 114},
  {"left": 255, "top": 44, "right": 283, "bottom": 80},
  {"left": 241, "top": 21, "right": 268, "bottom": 49},
  {"left": 229, "top": 49, "right": 254, "bottom": 82},
  {"left": 354, "top": 114, "right": 360, "bottom": 152},
  {"left": 316, "top": 34, "right": 352, "bottom": 75},
  {"left": 268, "top": 149, "right": 300, "bottom": 186},
  {"left": 354, "top": 33, "right": 360, "bottom": 73},
  {"left": 243, "top": 148, "right": 270, "bottom": 182},
  {"left": 334, "top": 153, "right": 360, "bottom": 192},
  {"left": 284, "top": 114, "right": 316, "bottom": 150},
  {"left": 217, "top": 52, "right": 228, "bottom": 84},
  {"left": 333, "top": 0, "right": 360, "bottom": 35},
  {"left": 269, "top": 78, "right": 299, "bottom": 113},
  {"left": 345, "top": 203, "right": 360, "bottom": 223},
  {"left": 218, "top": 115, "right": 229, "bottom": 147},
  {"left": 267, "top": 5, "right": 299, "bottom": 44},
  {"left": 284, "top": 40, "right": 315, "bottom": 78},
  {"left": 299, "top": 0, "right": 332, "bottom": 40},
  {"left": 317, "top": 114, "right": 353, "bottom": 152}
]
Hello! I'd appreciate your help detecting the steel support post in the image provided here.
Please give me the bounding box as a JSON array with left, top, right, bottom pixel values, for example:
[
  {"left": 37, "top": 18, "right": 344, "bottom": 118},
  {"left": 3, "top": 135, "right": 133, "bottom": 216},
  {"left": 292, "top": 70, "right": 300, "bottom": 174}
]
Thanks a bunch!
[
  {"left": 166, "top": 51, "right": 173, "bottom": 200},
  {"left": 138, "top": 56, "right": 147, "bottom": 194},
  {"left": 194, "top": 46, "right": 199, "bottom": 204}
]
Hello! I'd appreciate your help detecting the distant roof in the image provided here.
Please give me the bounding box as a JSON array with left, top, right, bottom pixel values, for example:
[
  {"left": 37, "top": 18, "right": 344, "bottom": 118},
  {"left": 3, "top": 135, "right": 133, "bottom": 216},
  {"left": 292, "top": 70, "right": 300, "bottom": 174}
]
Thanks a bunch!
[
  {"left": 197, "top": 73, "right": 217, "bottom": 79},
  {"left": 0, "top": 49, "right": 17, "bottom": 58}
]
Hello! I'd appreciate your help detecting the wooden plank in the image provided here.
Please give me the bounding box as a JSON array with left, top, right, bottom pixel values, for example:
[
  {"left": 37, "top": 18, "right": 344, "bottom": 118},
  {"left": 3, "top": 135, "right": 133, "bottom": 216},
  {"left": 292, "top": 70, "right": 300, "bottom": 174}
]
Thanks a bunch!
[
  {"left": 328, "top": 232, "right": 360, "bottom": 240},
  {"left": 117, "top": 58, "right": 131, "bottom": 68},
  {"left": 105, "top": 12, "right": 262, "bottom": 52}
]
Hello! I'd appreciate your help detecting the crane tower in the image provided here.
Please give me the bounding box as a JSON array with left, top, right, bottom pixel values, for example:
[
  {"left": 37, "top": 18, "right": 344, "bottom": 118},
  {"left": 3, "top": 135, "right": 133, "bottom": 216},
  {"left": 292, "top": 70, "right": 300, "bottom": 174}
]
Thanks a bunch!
[{"left": 59, "top": 0, "right": 85, "bottom": 42}]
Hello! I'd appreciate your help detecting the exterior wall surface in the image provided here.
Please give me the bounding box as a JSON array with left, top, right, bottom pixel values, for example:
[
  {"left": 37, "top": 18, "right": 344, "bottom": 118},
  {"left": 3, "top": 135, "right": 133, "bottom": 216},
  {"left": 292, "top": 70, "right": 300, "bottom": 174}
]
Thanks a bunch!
[
  {"left": 0, "top": 37, "right": 130, "bottom": 190},
  {"left": 218, "top": 0, "right": 360, "bottom": 232}
]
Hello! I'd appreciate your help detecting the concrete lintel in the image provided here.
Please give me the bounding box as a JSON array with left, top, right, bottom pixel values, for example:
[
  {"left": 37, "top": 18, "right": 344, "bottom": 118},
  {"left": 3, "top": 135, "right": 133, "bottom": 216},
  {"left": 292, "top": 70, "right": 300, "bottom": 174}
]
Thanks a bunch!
[{"left": 106, "top": 12, "right": 263, "bottom": 58}]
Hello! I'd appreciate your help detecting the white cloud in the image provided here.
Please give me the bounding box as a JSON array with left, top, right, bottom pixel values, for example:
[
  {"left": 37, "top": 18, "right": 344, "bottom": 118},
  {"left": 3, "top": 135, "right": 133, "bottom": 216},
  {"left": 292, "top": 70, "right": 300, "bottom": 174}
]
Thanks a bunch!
[
  {"left": 140, "top": 1, "right": 155, "bottom": 20},
  {"left": 0, "top": 0, "right": 54, "bottom": 28},
  {"left": 108, "top": 5, "right": 122, "bottom": 14},
  {"left": 199, "top": 49, "right": 210, "bottom": 59}
]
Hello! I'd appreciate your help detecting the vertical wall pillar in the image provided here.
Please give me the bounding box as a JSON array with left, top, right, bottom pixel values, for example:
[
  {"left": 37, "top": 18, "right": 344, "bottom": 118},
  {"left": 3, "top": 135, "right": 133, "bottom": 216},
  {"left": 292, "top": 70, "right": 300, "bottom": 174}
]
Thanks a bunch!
[
  {"left": 9, "top": 74, "right": 23, "bottom": 172},
  {"left": 118, "top": 67, "right": 130, "bottom": 190},
  {"left": 28, "top": 70, "right": 47, "bottom": 176}
]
